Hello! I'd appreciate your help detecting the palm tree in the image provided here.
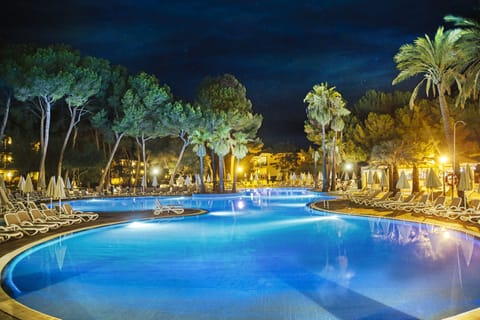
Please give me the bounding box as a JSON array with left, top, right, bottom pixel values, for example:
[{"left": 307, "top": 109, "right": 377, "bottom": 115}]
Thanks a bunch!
[
  {"left": 329, "top": 106, "right": 350, "bottom": 190},
  {"left": 304, "top": 83, "right": 346, "bottom": 191},
  {"left": 191, "top": 127, "right": 210, "bottom": 193},
  {"left": 392, "top": 27, "right": 464, "bottom": 153},
  {"left": 444, "top": 15, "right": 480, "bottom": 105}
]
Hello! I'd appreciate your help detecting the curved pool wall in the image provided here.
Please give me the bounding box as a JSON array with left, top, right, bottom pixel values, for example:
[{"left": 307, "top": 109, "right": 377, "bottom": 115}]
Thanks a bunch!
[{"left": 3, "top": 188, "right": 480, "bottom": 320}]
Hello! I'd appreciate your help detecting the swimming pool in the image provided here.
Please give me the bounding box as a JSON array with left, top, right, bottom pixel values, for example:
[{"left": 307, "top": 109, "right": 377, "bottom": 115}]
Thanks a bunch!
[{"left": 3, "top": 188, "right": 480, "bottom": 319}]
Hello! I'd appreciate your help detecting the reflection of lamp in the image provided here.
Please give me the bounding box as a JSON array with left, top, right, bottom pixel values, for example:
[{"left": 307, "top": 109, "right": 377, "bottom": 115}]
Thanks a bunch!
[
  {"left": 440, "top": 156, "right": 448, "bottom": 196},
  {"left": 453, "top": 120, "right": 466, "bottom": 200}
]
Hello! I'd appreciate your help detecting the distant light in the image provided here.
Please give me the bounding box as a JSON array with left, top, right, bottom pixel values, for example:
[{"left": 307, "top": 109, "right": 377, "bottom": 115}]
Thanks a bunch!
[
  {"left": 152, "top": 167, "right": 160, "bottom": 175},
  {"left": 128, "top": 221, "right": 146, "bottom": 229},
  {"left": 440, "top": 156, "right": 448, "bottom": 164},
  {"left": 442, "top": 231, "right": 451, "bottom": 239},
  {"left": 345, "top": 163, "right": 353, "bottom": 171},
  {"left": 237, "top": 200, "right": 245, "bottom": 209}
]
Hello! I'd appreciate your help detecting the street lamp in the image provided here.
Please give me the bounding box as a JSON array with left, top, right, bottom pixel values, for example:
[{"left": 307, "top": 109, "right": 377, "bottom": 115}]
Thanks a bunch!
[
  {"left": 453, "top": 120, "right": 466, "bottom": 200},
  {"left": 439, "top": 156, "right": 448, "bottom": 196}
]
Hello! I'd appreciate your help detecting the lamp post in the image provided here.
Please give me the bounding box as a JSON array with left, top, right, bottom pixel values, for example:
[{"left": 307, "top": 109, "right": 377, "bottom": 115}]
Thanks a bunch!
[
  {"left": 453, "top": 120, "right": 466, "bottom": 200},
  {"left": 439, "top": 156, "right": 447, "bottom": 196}
]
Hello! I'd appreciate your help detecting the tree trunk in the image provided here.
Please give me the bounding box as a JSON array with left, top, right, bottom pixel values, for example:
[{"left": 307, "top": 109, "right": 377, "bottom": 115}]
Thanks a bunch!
[
  {"left": 412, "top": 164, "right": 419, "bottom": 194},
  {"left": 437, "top": 87, "right": 452, "bottom": 154},
  {"left": 98, "top": 132, "right": 125, "bottom": 192},
  {"left": 0, "top": 94, "right": 11, "bottom": 144},
  {"left": 232, "top": 158, "right": 239, "bottom": 193},
  {"left": 38, "top": 97, "right": 51, "bottom": 190},
  {"left": 211, "top": 148, "right": 217, "bottom": 191},
  {"left": 321, "top": 125, "right": 328, "bottom": 192},
  {"left": 141, "top": 135, "right": 147, "bottom": 192},
  {"left": 169, "top": 141, "right": 188, "bottom": 186},
  {"left": 218, "top": 154, "right": 224, "bottom": 193},
  {"left": 330, "top": 134, "right": 337, "bottom": 191},
  {"left": 57, "top": 108, "right": 77, "bottom": 177},
  {"left": 199, "top": 155, "right": 205, "bottom": 193}
]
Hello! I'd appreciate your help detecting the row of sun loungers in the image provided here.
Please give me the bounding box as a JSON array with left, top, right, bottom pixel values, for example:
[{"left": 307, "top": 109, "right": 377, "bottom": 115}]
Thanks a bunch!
[
  {"left": 348, "top": 190, "right": 480, "bottom": 225},
  {"left": 1, "top": 202, "right": 99, "bottom": 243}
]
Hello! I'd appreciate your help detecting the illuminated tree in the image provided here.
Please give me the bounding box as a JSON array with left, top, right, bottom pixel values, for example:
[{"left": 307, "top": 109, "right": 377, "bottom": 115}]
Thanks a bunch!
[
  {"left": 445, "top": 15, "right": 480, "bottom": 105},
  {"left": 0, "top": 44, "right": 34, "bottom": 147},
  {"left": 392, "top": 27, "right": 464, "bottom": 153},
  {"left": 91, "top": 65, "right": 130, "bottom": 191},
  {"left": 14, "top": 45, "right": 78, "bottom": 189},
  {"left": 122, "top": 72, "right": 172, "bottom": 190},
  {"left": 304, "top": 83, "right": 348, "bottom": 191},
  {"left": 161, "top": 101, "right": 203, "bottom": 187},
  {"left": 197, "top": 74, "right": 262, "bottom": 192},
  {"left": 57, "top": 58, "right": 102, "bottom": 178}
]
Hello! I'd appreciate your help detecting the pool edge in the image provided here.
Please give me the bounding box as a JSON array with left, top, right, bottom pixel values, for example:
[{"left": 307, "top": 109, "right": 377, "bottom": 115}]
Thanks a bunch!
[
  {"left": 0, "top": 210, "right": 208, "bottom": 320},
  {"left": 310, "top": 199, "right": 480, "bottom": 320}
]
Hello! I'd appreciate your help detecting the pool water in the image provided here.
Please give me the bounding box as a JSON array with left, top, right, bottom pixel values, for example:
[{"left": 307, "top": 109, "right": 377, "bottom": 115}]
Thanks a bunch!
[{"left": 3, "top": 188, "right": 480, "bottom": 319}]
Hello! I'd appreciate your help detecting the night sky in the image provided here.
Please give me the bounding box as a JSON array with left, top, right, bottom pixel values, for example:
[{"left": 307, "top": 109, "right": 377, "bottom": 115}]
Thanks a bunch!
[{"left": 0, "top": 0, "right": 477, "bottom": 148}]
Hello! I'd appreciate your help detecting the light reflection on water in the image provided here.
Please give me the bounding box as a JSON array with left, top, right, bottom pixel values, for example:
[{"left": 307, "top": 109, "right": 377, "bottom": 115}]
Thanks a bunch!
[{"left": 3, "top": 188, "right": 480, "bottom": 320}]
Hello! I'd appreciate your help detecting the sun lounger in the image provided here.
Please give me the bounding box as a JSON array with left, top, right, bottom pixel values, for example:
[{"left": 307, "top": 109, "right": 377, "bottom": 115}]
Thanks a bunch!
[
  {"left": 383, "top": 193, "right": 418, "bottom": 210},
  {"left": 370, "top": 192, "right": 401, "bottom": 207},
  {"left": 459, "top": 199, "right": 480, "bottom": 223},
  {"left": 17, "top": 210, "right": 61, "bottom": 230},
  {"left": 431, "top": 197, "right": 464, "bottom": 219},
  {"left": 4, "top": 212, "right": 48, "bottom": 235},
  {"left": 39, "top": 203, "right": 82, "bottom": 225},
  {"left": 417, "top": 196, "right": 447, "bottom": 215},
  {"left": 350, "top": 190, "right": 381, "bottom": 204},
  {"left": 357, "top": 191, "right": 388, "bottom": 205},
  {"left": 396, "top": 194, "right": 429, "bottom": 212},
  {"left": 153, "top": 199, "right": 184, "bottom": 215},
  {"left": 30, "top": 208, "right": 71, "bottom": 227},
  {"left": 0, "top": 226, "right": 24, "bottom": 241},
  {"left": 58, "top": 203, "right": 99, "bottom": 222}
]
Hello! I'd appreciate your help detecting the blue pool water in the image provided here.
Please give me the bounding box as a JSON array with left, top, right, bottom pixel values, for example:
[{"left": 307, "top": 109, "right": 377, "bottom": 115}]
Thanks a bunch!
[{"left": 3, "top": 188, "right": 480, "bottom": 319}]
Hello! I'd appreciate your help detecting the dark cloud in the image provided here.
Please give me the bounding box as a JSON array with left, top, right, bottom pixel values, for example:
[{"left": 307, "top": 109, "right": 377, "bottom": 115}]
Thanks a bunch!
[{"left": 0, "top": 0, "right": 478, "bottom": 148}]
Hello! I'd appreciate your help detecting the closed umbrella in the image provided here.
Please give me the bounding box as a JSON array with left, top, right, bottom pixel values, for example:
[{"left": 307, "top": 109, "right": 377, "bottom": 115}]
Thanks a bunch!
[
  {"left": 0, "top": 175, "right": 6, "bottom": 192},
  {"left": 396, "top": 171, "right": 410, "bottom": 193},
  {"left": 66, "top": 177, "right": 72, "bottom": 190},
  {"left": 317, "top": 171, "right": 323, "bottom": 182},
  {"left": 17, "top": 176, "right": 25, "bottom": 192},
  {"left": 152, "top": 175, "right": 158, "bottom": 188},
  {"left": 46, "top": 176, "right": 56, "bottom": 205},
  {"left": 425, "top": 168, "right": 442, "bottom": 201},
  {"left": 367, "top": 170, "right": 374, "bottom": 189},
  {"left": 458, "top": 165, "right": 473, "bottom": 206},
  {"left": 380, "top": 170, "right": 388, "bottom": 190},
  {"left": 54, "top": 176, "right": 67, "bottom": 207},
  {"left": 0, "top": 187, "right": 10, "bottom": 210},
  {"left": 425, "top": 168, "right": 442, "bottom": 189},
  {"left": 185, "top": 175, "right": 192, "bottom": 186},
  {"left": 23, "top": 174, "right": 34, "bottom": 204}
]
